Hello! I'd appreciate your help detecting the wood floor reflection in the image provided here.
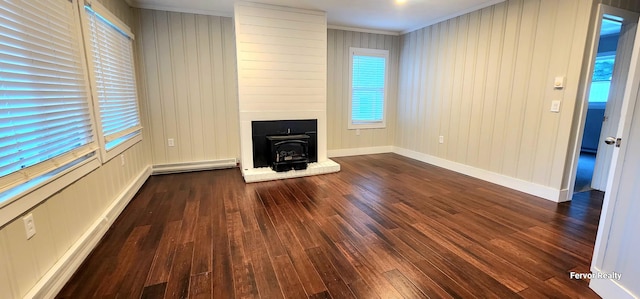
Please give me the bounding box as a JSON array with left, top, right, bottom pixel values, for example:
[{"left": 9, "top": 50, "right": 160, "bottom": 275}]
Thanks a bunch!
[{"left": 57, "top": 154, "right": 603, "bottom": 298}]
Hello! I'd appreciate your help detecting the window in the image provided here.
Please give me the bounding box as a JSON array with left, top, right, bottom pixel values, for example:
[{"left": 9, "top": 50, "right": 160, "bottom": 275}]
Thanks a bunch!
[
  {"left": 589, "top": 54, "right": 616, "bottom": 103},
  {"left": 349, "top": 47, "right": 388, "bottom": 129},
  {"left": 0, "top": 0, "right": 97, "bottom": 197},
  {"left": 83, "top": 3, "right": 141, "bottom": 160}
]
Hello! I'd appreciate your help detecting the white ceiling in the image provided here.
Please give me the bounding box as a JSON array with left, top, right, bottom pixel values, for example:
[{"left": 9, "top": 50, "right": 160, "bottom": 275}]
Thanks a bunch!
[{"left": 127, "top": 0, "right": 505, "bottom": 34}]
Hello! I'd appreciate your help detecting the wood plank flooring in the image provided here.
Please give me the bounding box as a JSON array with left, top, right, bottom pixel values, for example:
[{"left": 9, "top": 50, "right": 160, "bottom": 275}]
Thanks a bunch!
[{"left": 57, "top": 154, "right": 603, "bottom": 298}]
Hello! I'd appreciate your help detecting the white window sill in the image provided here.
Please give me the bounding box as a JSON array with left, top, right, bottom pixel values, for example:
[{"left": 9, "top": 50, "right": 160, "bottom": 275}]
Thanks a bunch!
[
  {"left": 348, "top": 123, "right": 387, "bottom": 130},
  {"left": 0, "top": 156, "right": 100, "bottom": 227},
  {"left": 101, "top": 132, "right": 142, "bottom": 163}
]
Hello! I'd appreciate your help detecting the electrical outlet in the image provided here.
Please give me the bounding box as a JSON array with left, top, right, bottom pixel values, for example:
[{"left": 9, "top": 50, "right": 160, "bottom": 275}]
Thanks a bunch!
[
  {"left": 356, "top": 129, "right": 361, "bottom": 136},
  {"left": 550, "top": 100, "right": 561, "bottom": 113},
  {"left": 439, "top": 136, "right": 444, "bottom": 144},
  {"left": 168, "top": 138, "right": 175, "bottom": 147},
  {"left": 120, "top": 154, "right": 125, "bottom": 166},
  {"left": 23, "top": 213, "right": 36, "bottom": 239}
]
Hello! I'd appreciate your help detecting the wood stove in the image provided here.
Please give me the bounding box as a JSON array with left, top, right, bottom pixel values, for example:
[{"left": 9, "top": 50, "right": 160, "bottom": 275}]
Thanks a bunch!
[
  {"left": 251, "top": 120, "right": 317, "bottom": 169},
  {"left": 266, "top": 134, "right": 310, "bottom": 172}
]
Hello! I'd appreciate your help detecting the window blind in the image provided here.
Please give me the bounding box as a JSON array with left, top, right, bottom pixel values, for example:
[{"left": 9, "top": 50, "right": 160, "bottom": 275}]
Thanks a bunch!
[
  {"left": 351, "top": 53, "right": 386, "bottom": 124},
  {"left": 0, "top": 0, "right": 96, "bottom": 192},
  {"left": 85, "top": 6, "right": 141, "bottom": 150}
]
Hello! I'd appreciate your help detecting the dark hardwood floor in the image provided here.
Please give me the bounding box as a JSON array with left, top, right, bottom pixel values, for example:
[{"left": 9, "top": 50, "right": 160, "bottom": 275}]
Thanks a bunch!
[{"left": 57, "top": 154, "right": 604, "bottom": 298}]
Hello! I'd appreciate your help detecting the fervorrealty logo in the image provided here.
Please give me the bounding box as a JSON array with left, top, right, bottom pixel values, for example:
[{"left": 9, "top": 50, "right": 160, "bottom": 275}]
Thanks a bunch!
[{"left": 570, "top": 271, "right": 622, "bottom": 281}]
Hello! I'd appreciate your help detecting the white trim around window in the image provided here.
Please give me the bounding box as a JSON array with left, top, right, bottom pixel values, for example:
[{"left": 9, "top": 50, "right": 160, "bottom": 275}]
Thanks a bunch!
[
  {"left": 0, "top": 0, "right": 100, "bottom": 220},
  {"left": 348, "top": 47, "right": 389, "bottom": 129},
  {"left": 79, "top": 0, "right": 143, "bottom": 162}
]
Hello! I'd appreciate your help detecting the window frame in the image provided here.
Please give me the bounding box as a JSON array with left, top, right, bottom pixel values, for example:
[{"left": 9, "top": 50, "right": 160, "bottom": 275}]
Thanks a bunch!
[
  {"left": 0, "top": 0, "right": 100, "bottom": 225},
  {"left": 348, "top": 47, "right": 389, "bottom": 130},
  {"left": 79, "top": 0, "right": 142, "bottom": 162}
]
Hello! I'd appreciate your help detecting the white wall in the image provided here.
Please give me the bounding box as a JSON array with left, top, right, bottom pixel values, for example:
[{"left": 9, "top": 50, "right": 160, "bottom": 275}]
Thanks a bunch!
[
  {"left": 135, "top": 10, "right": 240, "bottom": 166},
  {"left": 327, "top": 29, "right": 400, "bottom": 154},
  {"left": 395, "top": 0, "right": 593, "bottom": 199},
  {"left": 234, "top": 2, "right": 328, "bottom": 171},
  {"left": 0, "top": 2, "right": 153, "bottom": 297}
]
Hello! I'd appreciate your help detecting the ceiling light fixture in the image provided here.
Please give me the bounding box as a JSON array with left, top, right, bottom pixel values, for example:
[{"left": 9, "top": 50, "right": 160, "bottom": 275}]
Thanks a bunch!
[{"left": 396, "top": 0, "right": 407, "bottom": 4}]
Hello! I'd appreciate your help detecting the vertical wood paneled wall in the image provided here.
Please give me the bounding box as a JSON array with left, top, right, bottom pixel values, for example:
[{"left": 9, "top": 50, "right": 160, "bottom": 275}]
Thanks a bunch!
[
  {"left": 0, "top": 144, "right": 149, "bottom": 298},
  {"left": 396, "top": 0, "right": 592, "bottom": 190},
  {"left": 135, "top": 10, "right": 240, "bottom": 165},
  {"left": 327, "top": 29, "right": 400, "bottom": 151},
  {"left": 0, "top": 2, "right": 152, "bottom": 297},
  {"left": 95, "top": 0, "right": 133, "bottom": 26},
  {"left": 234, "top": 3, "right": 328, "bottom": 170}
]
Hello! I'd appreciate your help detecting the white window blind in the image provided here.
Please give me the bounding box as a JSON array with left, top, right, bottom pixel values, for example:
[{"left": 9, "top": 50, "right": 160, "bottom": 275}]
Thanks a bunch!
[
  {"left": 0, "top": 0, "right": 96, "bottom": 193},
  {"left": 85, "top": 5, "right": 141, "bottom": 151},
  {"left": 350, "top": 48, "right": 388, "bottom": 129}
]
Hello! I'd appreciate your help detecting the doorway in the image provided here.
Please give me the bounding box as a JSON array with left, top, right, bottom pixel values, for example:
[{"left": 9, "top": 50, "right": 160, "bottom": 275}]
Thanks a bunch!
[
  {"left": 571, "top": 6, "right": 639, "bottom": 198},
  {"left": 574, "top": 18, "right": 623, "bottom": 193}
]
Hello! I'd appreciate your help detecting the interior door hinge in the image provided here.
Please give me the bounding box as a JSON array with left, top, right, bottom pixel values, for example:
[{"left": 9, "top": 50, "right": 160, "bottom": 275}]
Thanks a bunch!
[{"left": 616, "top": 138, "right": 622, "bottom": 148}]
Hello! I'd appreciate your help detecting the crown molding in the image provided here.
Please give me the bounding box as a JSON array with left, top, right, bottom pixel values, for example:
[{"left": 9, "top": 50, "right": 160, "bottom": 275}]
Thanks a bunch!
[
  {"left": 127, "top": 1, "right": 233, "bottom": 17},
  {"left": 401, "top": 0, "right": 505, "bottom": 34},
  {"left": 327, "top": 24, "right": 400, "bottom": 36}
]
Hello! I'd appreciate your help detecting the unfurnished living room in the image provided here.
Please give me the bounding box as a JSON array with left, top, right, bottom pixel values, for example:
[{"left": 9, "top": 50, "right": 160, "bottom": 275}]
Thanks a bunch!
[{"left": 1, "top": 0, "right": 640, "bottom": 298}]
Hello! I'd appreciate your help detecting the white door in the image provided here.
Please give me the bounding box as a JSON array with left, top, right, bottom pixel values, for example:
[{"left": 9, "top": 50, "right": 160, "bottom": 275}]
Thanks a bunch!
[
  {"left": 591, "top": 9, "right": 639, "bottom": 191},
  {"left": 590, "top": 16, "right": 640, "bottom": 299}
]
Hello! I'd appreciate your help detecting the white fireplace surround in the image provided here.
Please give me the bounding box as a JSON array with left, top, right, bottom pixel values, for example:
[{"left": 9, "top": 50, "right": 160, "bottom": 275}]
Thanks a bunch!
[
  {"left": 234, "top": 2, "right": 339, "bottom": 182},
  {"left": 239, "top": 112, "right": 340, "bottom": 183}
]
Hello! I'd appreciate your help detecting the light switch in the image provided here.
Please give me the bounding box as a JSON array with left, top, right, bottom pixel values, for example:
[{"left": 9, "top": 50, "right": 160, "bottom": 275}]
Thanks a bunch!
[
  {"left": 554, "top": 76, "right": 565, "bottom": 89},
  {"left": 551, "top": 100, "right": 561, "bottom": 113}
]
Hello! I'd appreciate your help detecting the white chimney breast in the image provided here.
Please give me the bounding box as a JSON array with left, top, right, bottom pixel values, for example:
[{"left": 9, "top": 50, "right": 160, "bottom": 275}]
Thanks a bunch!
[{"left": 234, "top": 2, "right": 335, "bottom": 180}]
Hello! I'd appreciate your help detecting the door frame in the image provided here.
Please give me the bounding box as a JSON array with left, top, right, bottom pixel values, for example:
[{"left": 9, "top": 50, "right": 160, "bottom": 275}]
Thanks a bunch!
[
  {"left": 589, "top": 13, "right": 640, "bottom": 298},
  {"left": 591, "top": 11, "right": 639, "bottom": 190},
  {"left": 564, "top": 4, "right": 639, "bottom": 200}
]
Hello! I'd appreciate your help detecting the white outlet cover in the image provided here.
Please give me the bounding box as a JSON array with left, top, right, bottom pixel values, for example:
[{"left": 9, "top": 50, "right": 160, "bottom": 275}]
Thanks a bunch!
[
  {"left": 23, "top": 214, "right": 36, "bottom": 239},
  {"left": 551, "top": 100, "right": 561, "bottom": 113}
]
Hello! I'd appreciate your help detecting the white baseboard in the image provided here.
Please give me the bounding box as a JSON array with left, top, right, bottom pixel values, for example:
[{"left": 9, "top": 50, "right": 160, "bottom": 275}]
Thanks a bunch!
[
  {"left": 557, "top": 188, "right": 571, "bottom": 203},
  {"left": 25, "top": 165, "right": 152, "bottom": 299},
  {"left": 152, "top": 158, "right": 237, "bottom": 175},
  {"left": 328, "top": 146, "right": 394, "bottom": 157},
  {"left": 590, "top": 271, "right": 635, "bottom": 299},
  {"left": 393, "top": 147, "right": 563, "bottom": 202}
]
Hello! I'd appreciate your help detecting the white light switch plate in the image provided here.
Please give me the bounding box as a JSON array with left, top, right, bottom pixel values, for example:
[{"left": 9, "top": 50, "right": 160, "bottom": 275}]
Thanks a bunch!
[
  {"left": 554, "top": 76, "right": 565, "bottom": 89},
  {"left": 551, "top": 100, "right": 561, "bottom": 113}
]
